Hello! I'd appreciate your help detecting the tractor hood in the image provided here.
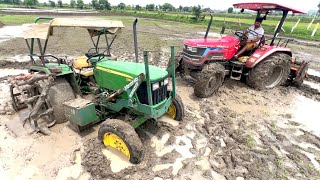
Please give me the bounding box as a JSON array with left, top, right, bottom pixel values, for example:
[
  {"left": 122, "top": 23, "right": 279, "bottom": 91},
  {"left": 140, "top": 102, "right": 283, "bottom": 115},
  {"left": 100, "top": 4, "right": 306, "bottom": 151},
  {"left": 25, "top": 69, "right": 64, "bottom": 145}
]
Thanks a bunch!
[
  {"left": 96, "top": 60, "right": 168, "bottom": 82},
  {"left": 183, "top": 35, "right": 239, "bottom": 48}
]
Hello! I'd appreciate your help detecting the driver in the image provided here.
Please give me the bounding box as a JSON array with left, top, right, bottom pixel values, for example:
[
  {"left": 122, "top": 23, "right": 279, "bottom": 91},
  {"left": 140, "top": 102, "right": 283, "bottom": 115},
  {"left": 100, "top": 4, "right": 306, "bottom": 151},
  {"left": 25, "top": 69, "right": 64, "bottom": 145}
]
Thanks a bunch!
[{"left": 234, "top": 17, "right": 264, "bottom": 58}]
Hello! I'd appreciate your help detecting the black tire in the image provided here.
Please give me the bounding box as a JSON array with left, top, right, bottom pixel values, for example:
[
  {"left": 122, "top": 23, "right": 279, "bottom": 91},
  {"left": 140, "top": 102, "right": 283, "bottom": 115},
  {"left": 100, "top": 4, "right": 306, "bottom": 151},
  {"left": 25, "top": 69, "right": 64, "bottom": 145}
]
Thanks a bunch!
[
  {"left": 194, "top": 63, "right": 225, "bottom": 98},
  {"left": 167, "top": 94, "right": 185, "bottom": 121},
  {"left": 246, "top": 53, "right": 291, "bottom": 90},
  {"left": 98, "top": 119, "right": 143, "bottom": 164},
  {"left": 48, "top": 78, "right": 75, "bottom": 124}
]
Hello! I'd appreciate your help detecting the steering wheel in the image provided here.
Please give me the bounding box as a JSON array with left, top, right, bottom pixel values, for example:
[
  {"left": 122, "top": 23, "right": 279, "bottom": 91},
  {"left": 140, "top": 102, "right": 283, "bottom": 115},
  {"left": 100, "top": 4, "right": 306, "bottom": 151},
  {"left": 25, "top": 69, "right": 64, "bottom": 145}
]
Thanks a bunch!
[
  {"left": 234, "top": 31, "right": 244, "bottom": 37},
  {"left": 86, "top": 53, "right": 105, "bottom": 63}
]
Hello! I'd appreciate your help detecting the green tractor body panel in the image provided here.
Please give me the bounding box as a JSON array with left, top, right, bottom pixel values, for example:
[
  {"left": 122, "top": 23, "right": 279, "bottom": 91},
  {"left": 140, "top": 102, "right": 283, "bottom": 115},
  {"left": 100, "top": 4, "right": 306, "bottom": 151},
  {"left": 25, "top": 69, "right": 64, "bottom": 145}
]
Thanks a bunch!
[
  {"left": 94, "top": 60, "right": 168, "bottom": 91},
  {"left": 30, "top": 63, "right": 73, "bottom": 76}
]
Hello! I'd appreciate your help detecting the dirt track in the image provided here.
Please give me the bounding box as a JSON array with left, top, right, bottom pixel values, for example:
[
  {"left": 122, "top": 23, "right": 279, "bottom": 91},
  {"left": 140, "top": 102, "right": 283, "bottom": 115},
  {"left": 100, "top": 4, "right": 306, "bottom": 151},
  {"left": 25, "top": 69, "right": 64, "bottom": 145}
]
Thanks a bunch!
[{"left": 0, "top": 16, "right": 320, "bottom": 180}]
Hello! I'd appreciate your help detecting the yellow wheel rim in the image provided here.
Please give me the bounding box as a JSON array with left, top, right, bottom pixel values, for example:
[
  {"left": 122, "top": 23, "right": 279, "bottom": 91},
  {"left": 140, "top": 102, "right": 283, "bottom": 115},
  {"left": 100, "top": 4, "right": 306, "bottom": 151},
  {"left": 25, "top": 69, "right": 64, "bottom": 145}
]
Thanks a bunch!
[
  {"left": 167, "top": 103, "right": 176, "bottom": 119},
  {"left": 103, "top": 132, "right": 130, "bottom": 159}
]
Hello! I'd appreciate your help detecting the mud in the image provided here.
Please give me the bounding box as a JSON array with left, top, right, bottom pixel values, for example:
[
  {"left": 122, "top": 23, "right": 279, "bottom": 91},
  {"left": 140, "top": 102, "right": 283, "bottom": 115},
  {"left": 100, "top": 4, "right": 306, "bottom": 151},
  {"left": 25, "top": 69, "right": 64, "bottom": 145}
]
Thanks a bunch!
[{"left": 0, "top": 16, "right": 320, "bottom": 180}]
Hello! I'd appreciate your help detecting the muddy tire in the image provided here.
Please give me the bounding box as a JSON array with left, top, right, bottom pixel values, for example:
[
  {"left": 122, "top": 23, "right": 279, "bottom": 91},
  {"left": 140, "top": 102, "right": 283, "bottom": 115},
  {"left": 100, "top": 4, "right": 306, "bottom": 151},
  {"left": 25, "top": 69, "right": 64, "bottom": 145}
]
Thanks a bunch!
[
  {"left": 246, "top": 53, "right": 291, "bottom": 90},
  {"left": 167, "top": 94, "right": 185, "bottom": 121},
  {"left": 98, "top": 119, "right": 143, "bottom": 164},
  {"left": 48, "top": 78, "right": 75, "bottom": 124},
  {"left": 193, "top": 63, "right": 225, "bottom": 98}
]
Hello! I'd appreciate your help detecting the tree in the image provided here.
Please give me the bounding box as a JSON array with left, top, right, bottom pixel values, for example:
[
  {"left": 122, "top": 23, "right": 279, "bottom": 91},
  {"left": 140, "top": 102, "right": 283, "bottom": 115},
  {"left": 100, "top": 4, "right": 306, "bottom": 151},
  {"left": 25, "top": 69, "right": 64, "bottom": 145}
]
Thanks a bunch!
[
  {"left": 178, "top": 5, "right": 183, "bottom": 12},
  {"left": 76, "top": 0, "right": 84, "bottom": 9},
  {"left": 48, "top": 0, "right": 55, "bottom": 7},
  {"left": 24, "top": 0, "right": 38, "bottom": 7},
  {"left": 183, "top": 6, "right": 191, "bottom": 12},
  {"left": 146, "top": 4, "right": 155, "bottom": 11},
  {"left": 227, "top": 7, "right": 233, "bottom": 13},
  {"left": 192, "top": 5, "right": 202, "bottom": 20},
  {"left": 98, "top": 0, "right": 111, "bottom": 10},
  {"left": 135, "top": 5, "right": 141, "bottom": 11},
  {"left": 70, "top": 0, "right": 75, "bottom": 8},
  {"left": 13, "top": 0, "right": 21, "bottom": 5},
  {"left": 91, "top": 0, "right": 99, "bottom": 9},
  {"left": 24, "top": 0, "right": 33, "bottom": 7},
  {"left": 118, "top": 2, "right": 125, "bottom": 9},
  {"left": 58, "top": 0, "right": 63, "bottom": 7},
  {"left": 162, "top": 3, "right": 174, "bottom": 11}
]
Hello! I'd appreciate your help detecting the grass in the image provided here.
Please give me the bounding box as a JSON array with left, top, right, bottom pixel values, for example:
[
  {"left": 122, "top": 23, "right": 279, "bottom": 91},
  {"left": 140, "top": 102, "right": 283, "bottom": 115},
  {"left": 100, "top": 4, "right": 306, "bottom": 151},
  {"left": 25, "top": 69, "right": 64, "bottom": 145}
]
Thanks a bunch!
[{"left": 0, "top": 14, "right": 36, "bottom": 24}]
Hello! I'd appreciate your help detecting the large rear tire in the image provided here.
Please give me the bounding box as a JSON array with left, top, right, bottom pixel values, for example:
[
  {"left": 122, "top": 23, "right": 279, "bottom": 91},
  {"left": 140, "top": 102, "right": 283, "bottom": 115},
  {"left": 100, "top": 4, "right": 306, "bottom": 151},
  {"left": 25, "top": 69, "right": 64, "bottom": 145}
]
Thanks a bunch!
[
  {"left": 194, "top": 63, "right": 225, "bottom": 98},
  {"left": 98, "top": 119, "right": 143, "bottom": 164},
  {"left": 246, "top": 53, "right": 291, "bottom": 90},
  {"left": 48, "top": 78, "right": 75, "bottom": 124}
]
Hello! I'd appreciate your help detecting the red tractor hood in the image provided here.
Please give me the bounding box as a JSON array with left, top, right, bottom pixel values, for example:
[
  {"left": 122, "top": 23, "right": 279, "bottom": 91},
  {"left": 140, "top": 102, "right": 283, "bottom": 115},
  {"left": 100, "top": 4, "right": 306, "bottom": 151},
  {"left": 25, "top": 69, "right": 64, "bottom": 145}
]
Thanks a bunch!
[{"left": 183, "top": 35, "right": 239, "bottom": 48}]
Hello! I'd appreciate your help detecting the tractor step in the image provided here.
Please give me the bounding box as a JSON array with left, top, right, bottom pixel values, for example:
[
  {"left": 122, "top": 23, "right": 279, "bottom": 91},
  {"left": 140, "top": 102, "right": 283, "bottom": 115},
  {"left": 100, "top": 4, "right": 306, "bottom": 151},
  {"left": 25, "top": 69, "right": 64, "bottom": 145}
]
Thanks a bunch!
[{"left": 230, "top": 61, "right": 244, "bottom": 81}]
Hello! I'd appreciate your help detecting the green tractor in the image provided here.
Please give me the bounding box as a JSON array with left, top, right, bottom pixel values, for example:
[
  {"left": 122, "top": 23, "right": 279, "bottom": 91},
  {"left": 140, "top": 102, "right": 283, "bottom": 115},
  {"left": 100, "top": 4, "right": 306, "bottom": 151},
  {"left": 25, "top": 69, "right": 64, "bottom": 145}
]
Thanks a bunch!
[{"left": 11, "top": 17, "right": 184, "bottom": 164}]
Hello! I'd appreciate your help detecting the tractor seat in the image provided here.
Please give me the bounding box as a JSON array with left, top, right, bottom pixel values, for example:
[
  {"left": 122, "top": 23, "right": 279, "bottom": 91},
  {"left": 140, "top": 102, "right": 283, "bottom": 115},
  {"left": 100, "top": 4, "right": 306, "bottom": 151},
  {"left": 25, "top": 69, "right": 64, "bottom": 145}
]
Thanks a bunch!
[{"left": 73, "top": 56, "right": 93, "bottom": 76}]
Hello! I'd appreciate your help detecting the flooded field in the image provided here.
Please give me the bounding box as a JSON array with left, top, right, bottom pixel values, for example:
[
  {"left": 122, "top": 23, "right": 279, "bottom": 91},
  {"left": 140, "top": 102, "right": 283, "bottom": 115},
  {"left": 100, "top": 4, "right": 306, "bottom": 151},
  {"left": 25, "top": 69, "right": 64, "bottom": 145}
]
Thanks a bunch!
[{"left": 0, "top": 16, "right": 319, "bottom": 180}]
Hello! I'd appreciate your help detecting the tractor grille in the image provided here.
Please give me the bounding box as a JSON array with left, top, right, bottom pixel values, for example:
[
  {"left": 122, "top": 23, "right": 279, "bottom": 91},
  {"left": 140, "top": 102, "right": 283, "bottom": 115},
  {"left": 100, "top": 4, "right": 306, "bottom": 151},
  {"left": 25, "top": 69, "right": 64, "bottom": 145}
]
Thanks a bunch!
[
  {"left": 136, "top": 80, "right": 168, "bottom": 105},
  {"left": 183, "top": 45, "right": 206, "bottom": 56}
]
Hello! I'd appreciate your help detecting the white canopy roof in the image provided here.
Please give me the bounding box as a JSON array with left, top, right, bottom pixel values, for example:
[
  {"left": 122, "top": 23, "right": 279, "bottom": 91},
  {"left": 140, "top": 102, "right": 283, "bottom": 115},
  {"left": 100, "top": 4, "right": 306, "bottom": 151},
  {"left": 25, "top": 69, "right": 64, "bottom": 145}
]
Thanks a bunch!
[{"left": 22, "top": 18, "right": 125, "bottom": 40}]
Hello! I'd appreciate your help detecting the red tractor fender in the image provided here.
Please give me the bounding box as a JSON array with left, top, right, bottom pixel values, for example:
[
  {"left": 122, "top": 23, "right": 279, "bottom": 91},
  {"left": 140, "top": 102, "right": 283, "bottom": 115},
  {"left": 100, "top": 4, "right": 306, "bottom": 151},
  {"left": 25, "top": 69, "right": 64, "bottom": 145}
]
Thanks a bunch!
[{"left": 245, "top": 45, "right": 292, "bottom": 68}]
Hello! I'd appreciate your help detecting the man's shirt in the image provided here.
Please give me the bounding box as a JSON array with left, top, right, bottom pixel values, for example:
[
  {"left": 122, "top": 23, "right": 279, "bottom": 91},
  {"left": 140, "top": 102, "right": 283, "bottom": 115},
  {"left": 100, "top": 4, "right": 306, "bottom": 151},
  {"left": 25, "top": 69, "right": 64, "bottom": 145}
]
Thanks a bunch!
[{"left": 247, "top": 25, "right": 264, "bottom": 44}]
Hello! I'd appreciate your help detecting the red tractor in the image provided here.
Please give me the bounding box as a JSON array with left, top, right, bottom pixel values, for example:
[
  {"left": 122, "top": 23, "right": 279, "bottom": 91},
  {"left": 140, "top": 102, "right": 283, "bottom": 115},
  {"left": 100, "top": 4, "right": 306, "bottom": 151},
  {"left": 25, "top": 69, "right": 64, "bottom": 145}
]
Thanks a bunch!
[{"left": 176, "top": 3, "right": 309, "bottom": 97}]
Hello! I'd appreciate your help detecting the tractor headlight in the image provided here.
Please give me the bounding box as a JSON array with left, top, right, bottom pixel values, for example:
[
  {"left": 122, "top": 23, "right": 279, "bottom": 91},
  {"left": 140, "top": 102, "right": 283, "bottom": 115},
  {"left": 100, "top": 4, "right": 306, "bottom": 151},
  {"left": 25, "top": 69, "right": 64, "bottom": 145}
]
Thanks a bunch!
[
  {"left": 152, "top": 82, "right": 160, "bottom": 90},
  {"left": 164, "top": 78, "right": 169, "bottom": 85},
  {"left": 187, "top": 46, "right": 197, "bottom": 52}
]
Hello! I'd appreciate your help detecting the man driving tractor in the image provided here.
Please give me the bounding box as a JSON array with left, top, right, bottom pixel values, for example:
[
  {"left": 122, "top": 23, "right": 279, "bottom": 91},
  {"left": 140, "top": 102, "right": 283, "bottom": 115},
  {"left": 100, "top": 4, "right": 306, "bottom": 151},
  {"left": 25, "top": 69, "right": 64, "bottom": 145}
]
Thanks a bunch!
[{"left": 234, "top": 17, "right": 264, "bottom": 58}]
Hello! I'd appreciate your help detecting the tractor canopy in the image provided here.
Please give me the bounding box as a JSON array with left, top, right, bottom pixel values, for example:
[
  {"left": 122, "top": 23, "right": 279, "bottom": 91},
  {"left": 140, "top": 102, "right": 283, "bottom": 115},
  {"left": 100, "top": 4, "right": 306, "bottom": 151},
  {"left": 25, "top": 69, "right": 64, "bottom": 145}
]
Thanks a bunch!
[
  {"left": 22, "top": 18, "right": 124, "bottom": 40},
  {"left": 233, "top": 2, "right": 305, "bottom": 14}
]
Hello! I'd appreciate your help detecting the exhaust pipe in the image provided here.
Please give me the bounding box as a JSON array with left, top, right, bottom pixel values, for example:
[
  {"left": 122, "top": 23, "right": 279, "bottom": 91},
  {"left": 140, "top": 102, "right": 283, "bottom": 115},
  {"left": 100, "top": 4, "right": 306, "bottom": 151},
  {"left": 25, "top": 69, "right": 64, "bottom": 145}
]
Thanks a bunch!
[
  {"left": 204, "top": 14, "right": 213, "bottom": 39},
  {"left": 133, "top": 18, "right": 139, "bottom": 62}
]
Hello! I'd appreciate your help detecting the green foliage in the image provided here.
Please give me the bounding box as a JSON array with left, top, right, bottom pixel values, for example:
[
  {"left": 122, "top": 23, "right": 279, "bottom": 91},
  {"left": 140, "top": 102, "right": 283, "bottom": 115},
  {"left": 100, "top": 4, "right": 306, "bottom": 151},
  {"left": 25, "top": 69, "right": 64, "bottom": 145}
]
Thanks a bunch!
[
  {"left": 76, "top": 0, "right": 83, "bottom": 9},
  {"left": 135, "top": 5, "right": 141, "bottom": 11},
  {"left": 192, "top": 5, "right": 201, "bottom": 20},
  {"left": 228, "top": 7, "right": 233, "bottom": 14},
  {"left": 91, "top": 0, "right": 97, "bottom": 9},
  {"left": 48, "top": 0, "right": 55, "bottom": 7},
  {"left": 146, "top": 4, "right": 155, "bottom": 11},
  {"left": 70, "top": 0, "right": 75, "bottom": 8},
  {"left": 162, "top": 3, "right": 174, "bottom": 11},
  {"left": 24, "top": 0, "right": 37, "bottom": 7},
  {"left": 117, "top": 2, "right": 125, "bottom": 10},
  {"left": 98, "top": 0, "right": 111, "bottom": 10},
  {"left": 57, "top": 0, "right": 62, "bottom": 8}
]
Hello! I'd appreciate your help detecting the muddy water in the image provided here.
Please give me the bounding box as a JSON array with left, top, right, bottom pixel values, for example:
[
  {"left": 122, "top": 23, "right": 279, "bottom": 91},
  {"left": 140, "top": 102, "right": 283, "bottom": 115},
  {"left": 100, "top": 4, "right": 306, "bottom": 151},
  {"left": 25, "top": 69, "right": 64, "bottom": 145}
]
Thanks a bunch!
[
  {"left": 0, "top": 26, "right": 22, "bottom": 43},
  {"left": 292, "top": 95, "right": 320, "bottom": 136}
]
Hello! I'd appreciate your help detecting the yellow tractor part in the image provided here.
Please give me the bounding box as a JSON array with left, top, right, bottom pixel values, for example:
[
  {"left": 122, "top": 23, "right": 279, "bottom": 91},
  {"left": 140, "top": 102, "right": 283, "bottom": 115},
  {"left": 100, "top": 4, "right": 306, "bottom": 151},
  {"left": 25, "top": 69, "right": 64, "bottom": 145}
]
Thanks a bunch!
[
  {"left": 167, "top": 103, "right": 177, "bottom": 119},
  {"left": 238, "top": 56, "right": 250, "bottom": 63},
  {"left": 103, "top": 132, "right": 131, "bottom": 159},
  {"left": 73, "top": 56, "right": 94, "bottom": 76}
]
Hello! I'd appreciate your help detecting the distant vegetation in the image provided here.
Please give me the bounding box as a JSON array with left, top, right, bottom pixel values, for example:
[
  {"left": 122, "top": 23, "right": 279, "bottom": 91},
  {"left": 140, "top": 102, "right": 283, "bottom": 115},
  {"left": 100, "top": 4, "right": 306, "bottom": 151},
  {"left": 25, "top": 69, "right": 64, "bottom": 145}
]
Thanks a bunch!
[{"left": 0, "top": 1, "right": 319, "bottom": 40}]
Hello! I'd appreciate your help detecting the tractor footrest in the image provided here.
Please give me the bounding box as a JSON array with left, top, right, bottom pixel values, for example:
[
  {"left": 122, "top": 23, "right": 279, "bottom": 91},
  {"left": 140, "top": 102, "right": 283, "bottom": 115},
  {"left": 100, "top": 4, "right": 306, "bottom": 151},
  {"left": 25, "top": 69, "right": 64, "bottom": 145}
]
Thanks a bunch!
[{"left": 230, "top": 61, "right": 244, "bottom": 81}]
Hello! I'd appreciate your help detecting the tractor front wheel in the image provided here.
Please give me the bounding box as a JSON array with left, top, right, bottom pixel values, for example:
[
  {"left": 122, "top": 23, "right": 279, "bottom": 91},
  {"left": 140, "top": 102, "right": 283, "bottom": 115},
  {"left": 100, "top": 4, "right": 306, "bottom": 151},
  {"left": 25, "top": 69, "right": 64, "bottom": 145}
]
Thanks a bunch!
[
  {"left": 194, "top": 63, "right": 225, "bottom": 98},
  {"left": 98, "top": 119, "right": 143, "bottom": 164},
  {"left": 246, "top": 53, "right": 291, "bottom": 90},
  {"left": 167, "top": 94, "right": 185, "bottom": 121},
  {"left": 48, "top": 78, "right": 75, "bottom": 124}
]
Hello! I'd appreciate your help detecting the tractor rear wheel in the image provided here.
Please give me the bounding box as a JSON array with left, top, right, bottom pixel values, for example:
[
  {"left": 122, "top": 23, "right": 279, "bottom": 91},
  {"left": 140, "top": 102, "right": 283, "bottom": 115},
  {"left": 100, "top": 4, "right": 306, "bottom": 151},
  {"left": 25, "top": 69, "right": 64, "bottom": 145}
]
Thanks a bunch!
[
  {"left": 98, "top": 119, "right": 143, "bottom": 164},
  {"left": 48, "top": 78, "right": 75, "bottom": 124},
  {"left": 246, "top": 53, "right": 291, "bottom": 90},
  {"left": 194, "top": 63, "right": 225, "bottom": 98},
  {"left": 166, "top": 94, "right": 185, "bottom": 121}
]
